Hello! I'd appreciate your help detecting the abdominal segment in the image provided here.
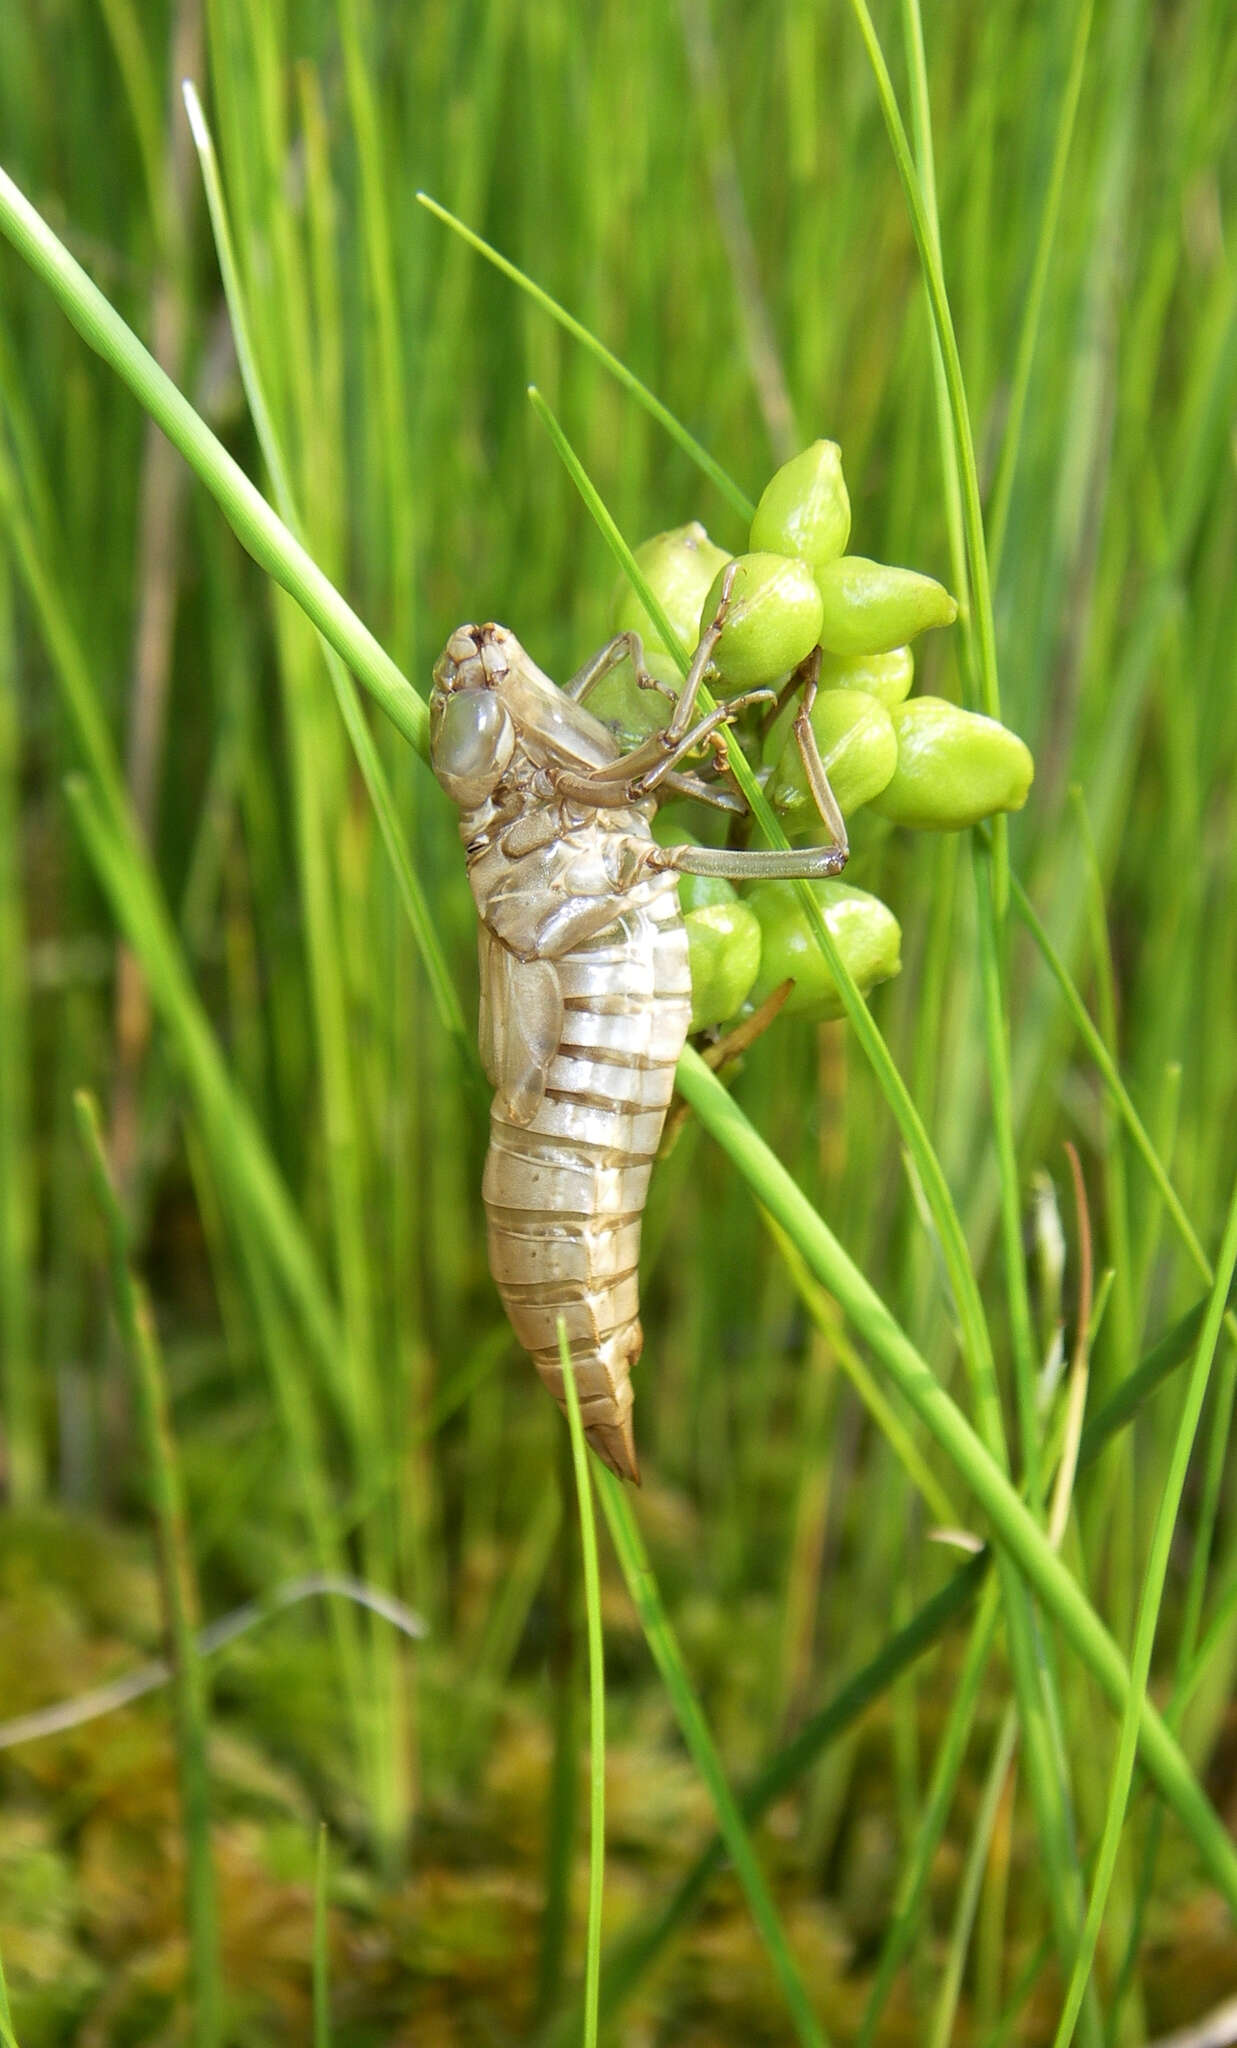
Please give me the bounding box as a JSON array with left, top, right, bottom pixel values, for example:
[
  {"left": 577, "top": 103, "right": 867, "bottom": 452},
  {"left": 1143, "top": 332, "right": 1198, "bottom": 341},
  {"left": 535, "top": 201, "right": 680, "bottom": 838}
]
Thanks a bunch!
[{"left": 482, "top": 877, "right": 691, "bottom": 1481}]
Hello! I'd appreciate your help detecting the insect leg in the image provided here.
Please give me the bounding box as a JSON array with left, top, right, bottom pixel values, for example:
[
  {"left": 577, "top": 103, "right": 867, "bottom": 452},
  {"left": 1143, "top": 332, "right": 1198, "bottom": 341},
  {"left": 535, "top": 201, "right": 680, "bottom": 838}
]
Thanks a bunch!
[
  {"left": 564, "top": 558, "right": 740, "bottom": 719},
  {"left": 648, "top": 690, "right": 851, "bottom": 878},
  {"left": 757, "top": 643, "right": 819, "bottom": 739},
  {"left": 789, "top": 657, "right": 850, "bottom": 852},
  {"left": 651, "top": 649, "right": 848, "bottom": 869},
  {"left": 552, "top": 686, "right": 774, "bottom": 809},
  {"left": 652, "top": 835, "right": 849, "bottom": 880},
  {"left": 658, "top": 769, "right": 747, "bottom": 812},
  {"left": 653, "top": 559, "right": 738, "bottom": 741},
  {"left": 561, "top": 631, "right": 675, "bottom": 706},
  {"left": 629, "top": 687, "right": 776, "bottom": 794}
]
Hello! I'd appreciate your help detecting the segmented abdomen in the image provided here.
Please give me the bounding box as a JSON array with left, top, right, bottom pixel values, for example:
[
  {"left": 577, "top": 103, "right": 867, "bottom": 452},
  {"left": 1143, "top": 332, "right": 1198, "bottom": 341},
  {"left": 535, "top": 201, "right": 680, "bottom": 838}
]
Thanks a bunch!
[{"left": 482, "top": 869, "right": 690, "bottom": 1481}]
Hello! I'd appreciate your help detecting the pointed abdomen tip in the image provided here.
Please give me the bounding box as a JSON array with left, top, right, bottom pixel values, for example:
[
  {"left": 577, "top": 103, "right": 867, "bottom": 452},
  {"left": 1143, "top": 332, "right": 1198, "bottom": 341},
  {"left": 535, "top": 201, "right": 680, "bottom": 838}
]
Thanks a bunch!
[{"left": 586, "top": 1416, "right": 641, "bottom": 1485}]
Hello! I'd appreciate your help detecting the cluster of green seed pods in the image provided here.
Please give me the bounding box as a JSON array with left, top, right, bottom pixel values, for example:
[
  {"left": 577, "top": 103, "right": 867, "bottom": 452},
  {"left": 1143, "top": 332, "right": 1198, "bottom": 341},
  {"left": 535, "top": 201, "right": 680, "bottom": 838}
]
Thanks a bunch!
[
  {"left": 662, "top": 855, "right": 903, "bottom": 1035},
  {"left": 611, "top": 439, "right": 1034, "bottom": 1030}
]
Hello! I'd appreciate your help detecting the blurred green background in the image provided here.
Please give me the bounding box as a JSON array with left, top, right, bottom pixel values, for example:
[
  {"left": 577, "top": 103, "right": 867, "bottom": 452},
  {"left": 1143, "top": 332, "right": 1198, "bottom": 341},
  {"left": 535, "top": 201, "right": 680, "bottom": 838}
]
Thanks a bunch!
[{"left": 1, "top": 0, "right": 1235, "bottom": 2041}]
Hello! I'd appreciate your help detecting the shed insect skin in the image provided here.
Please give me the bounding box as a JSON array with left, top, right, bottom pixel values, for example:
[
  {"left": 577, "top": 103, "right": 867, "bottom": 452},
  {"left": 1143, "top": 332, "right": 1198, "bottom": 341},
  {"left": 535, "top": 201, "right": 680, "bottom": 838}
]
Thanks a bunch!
[{"left": 430, "top": 578, "right": 847, "bottom": 1480}]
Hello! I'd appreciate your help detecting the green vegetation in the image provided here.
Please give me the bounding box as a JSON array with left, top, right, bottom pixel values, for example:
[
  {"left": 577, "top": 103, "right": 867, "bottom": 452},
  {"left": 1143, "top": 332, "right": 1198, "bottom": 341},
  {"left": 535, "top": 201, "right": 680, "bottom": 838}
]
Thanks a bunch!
[{"left": 1, "top": 1, "right": 1235, "bottom": 2042}]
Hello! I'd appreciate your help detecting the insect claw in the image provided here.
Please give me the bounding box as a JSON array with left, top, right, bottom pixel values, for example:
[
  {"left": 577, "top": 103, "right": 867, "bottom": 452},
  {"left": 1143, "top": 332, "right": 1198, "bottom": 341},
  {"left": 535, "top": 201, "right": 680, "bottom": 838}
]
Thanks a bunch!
[{"left": 716, "top": 558, "right": 740, "bottom": 617}]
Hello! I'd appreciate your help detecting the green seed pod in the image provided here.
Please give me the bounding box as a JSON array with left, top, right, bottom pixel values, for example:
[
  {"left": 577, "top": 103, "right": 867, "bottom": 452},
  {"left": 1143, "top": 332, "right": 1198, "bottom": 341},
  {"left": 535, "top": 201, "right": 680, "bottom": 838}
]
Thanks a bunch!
[
  {"left": 745, "top": 879, "right": 901, "bottom": 1020},
  {"left": 869, "top": 697, "right": 1035, "bottom": 830},
  {"left": 761, "top": 646, "right": 914, "bottom": 767},
  {"left": 610, "top": 521, "right": 732, "bottom": 656},
  {"left": 749, "top": 439, "right": 851, "bottom": 572},
  {"left": 700, "top": 552, "right": 824, "bottom": 693},
  {"left": 678, "top": 869, "right": 739, "bottom": 915},
  {"left": 581, "top": 649, "right": 682, "bottom": 748},
  {"left": 767, "top": 689, "right": 897, "bottom": 820},
  {"left": 685, "top": 900, "right": 763, "bottom": 1031},
  {"left": 815, "top": 556, "right": 958, "bottom": 658},
  {"left": 821, "top": 644, "right": 914, "bottom": 706}
]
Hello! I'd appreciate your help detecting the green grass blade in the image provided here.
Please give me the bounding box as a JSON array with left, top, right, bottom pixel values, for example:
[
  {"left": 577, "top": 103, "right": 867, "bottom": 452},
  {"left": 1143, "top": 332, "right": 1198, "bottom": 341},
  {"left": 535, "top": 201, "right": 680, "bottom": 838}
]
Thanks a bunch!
[
  {"left": 417, "top": 193, "right": 754, "bottom": 522},
  {"left": 674, "top": 1045, "right": 1237, "bottom": 1908},
  {"left": 95, "top": 0, "right": 167, "bottom": 242},
  {"left": 61, "top": 762, "right": 379, "bottom": 1810},
  {"left": 529, "top": 1559, "right": 988, "bottom": 2044},
  {"left": 535, "top": 1283, "right": 1209, "bottom": 2044},
  {"left": 527, "top": 388, "right": 1004, "bottom": 1463},
  {"left": 973, "top": 843, "right": 1041, "bottom": 1498},
  {"left": 890, "top": 10, "right": 1099, "bottom": 2003},
  {"left": 0, "top": 1951, "right": 16, "bottom": 2048},
  {"left": 0, "top": 159, "right": 424, "bottom": 753},
  {"left": 928, "top": 1708, "right": 1020, "bottom": 2048},
  {"left": 1107, "top": 1345, "right": 1237, "bottom": 2035},
  {"left": 985, "top": 0, "right": 1095, "bottom": 581},
  {"left": 0, "top": 430, "right": 131, "bottom": 831},
  {"left": 531, "top": 379, "right": 1094, "bottom": 1987},
  {"left": 313, "top": 1823, "right": 330, "bottom": 2048},
  {"left": 1009, "top": 863, "right": 1223, "bottom": 1294},
  {"left": 1076, "top": 1292, "right": 1228, "bottom": 1468},
  {"left": 556, "top": 1323, "right": 605, "bottom": 2048},
  {"left": 62, "top": 774, "right": 346, "bottom": 1392},
  {"left": 1051, "top": 1171, "right": 1237, "bottom": 2046},
  {"left": 535, "top": 1436, "right": 582, "bottom": 2024},
  {"left": 899, "top": 0, "right": 967, "bottom": 611},
  {"left": 337, "top": 0, "right": 416, "bottom": 658},
  {"left": 7, "top": 48, "right": 1236, "bottom": 2033},
  {"left": 857, "top": 1575, "right": 1004, "bottom": 2044},
  {"left": 677, "top": 0, "right": 799, "bottom": 462},
  {"left": 598, "top": 1470, "right": 830, "bottom": 2048},
  {"left": 181, "top": 87, "right": 468, "bottom": 1067},
  {"left": 74, "top": 1089, "right": 220, "bottom": 2047},
  {"left": 0, "top": 578, "right": 41, "bottom": 1502},
  {"left": 844, "top": 0, "right": 1001, "bottom": 726},
  {"left": 767, "top": 1218, "right": 960, "bottom": 1528}
]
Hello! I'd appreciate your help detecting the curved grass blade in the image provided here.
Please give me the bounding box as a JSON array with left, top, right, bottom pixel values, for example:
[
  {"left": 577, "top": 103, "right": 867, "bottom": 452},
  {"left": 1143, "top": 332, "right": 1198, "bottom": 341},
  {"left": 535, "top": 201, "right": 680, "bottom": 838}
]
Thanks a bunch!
[
  {"left": 675, "top": 1045, "right": 1237, "bottom": 1911},
  {"left": 0, "top": 1573, "right": 427, "bottom": 1755},
  {"left": 0, "top": 160, "right": 425, "bottom": 754},
  {"left": 416, "top": 192, "right": 754, "bottom": 523}
]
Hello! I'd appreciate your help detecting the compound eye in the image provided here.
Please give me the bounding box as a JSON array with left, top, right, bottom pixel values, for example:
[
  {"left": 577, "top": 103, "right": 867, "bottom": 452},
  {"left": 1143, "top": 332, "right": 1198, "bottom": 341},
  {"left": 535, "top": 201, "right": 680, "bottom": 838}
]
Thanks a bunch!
[{"left": 430, "top": 687, "right": 515, "bottom": 806}]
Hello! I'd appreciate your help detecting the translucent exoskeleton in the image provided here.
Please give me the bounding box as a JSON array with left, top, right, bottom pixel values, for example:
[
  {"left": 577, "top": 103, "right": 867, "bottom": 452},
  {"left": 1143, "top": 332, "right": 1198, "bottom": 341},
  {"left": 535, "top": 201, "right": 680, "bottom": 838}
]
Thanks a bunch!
[{"left": 429, "top": 573, "right": 847, "bottom": 1481}]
